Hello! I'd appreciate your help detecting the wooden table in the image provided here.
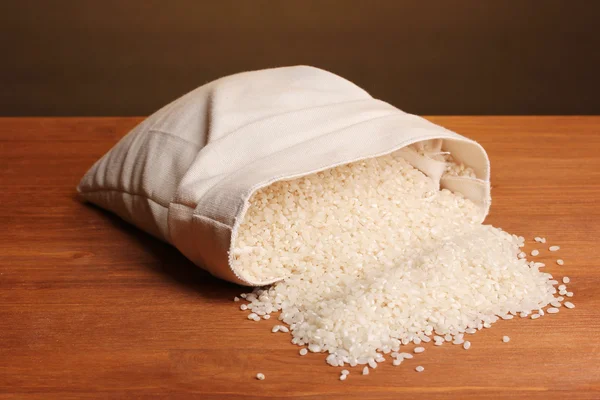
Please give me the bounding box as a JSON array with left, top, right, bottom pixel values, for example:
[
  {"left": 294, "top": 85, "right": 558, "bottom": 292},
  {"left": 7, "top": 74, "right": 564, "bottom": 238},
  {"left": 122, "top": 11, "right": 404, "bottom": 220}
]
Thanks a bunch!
[{"left": 1, "top": 117, "right": 599, "bottom": 399}]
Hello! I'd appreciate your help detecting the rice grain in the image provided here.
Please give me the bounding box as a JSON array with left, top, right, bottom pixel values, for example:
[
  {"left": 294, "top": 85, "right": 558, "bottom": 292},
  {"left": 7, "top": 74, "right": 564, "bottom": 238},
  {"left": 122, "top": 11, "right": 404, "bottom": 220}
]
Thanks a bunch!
[{"left": 233, "top": 152, "right": 563, "bottom": 367}]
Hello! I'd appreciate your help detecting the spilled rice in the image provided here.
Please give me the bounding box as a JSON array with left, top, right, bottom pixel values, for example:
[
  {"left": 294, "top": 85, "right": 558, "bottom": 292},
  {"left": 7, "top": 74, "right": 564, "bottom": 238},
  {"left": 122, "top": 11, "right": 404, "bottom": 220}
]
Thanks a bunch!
[{"left": 233, "top": 151, "right": 574, "bottom": 375}]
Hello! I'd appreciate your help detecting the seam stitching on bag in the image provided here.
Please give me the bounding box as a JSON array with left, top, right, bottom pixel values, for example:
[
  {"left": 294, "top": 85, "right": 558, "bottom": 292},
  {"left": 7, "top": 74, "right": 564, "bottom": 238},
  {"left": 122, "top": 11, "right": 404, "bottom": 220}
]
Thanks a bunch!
[{"left": 195, "top": 214, "right": 232, "bottom": 230}]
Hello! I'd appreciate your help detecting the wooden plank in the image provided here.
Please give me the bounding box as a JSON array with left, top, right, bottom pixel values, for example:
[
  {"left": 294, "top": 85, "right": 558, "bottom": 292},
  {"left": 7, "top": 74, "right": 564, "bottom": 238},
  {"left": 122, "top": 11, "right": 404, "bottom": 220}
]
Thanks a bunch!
[{"left": 1, "top": 117, "right": 599, "bottom": 399}]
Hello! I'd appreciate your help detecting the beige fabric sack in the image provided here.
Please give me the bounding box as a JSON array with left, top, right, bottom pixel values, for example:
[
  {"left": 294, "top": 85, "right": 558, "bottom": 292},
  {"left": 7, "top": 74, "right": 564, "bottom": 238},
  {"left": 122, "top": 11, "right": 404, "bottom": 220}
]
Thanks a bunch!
[{"left": 78, "top": 66, "right": 491, "bottom": 286}]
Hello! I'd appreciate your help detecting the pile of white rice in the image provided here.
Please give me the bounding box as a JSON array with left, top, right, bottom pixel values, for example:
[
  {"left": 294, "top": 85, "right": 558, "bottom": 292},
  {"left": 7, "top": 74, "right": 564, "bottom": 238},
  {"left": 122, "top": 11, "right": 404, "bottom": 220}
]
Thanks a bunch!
[{"left": 232, "top": 149, "right": 572, "bottom": 371}]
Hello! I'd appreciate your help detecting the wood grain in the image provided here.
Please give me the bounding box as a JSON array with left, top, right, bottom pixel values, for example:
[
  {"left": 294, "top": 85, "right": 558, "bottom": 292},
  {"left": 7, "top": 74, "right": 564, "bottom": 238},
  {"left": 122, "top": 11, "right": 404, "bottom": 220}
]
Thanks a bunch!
[{"left": 1, "top": 117, "right": 599, "bottom": 399}]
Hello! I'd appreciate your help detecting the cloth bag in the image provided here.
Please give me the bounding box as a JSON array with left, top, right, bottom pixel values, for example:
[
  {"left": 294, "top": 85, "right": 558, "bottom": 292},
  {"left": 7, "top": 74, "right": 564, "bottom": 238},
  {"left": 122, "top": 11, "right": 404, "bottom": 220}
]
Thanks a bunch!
[{"left": 78, "top": 66, "right": 491, "bottom": 286}]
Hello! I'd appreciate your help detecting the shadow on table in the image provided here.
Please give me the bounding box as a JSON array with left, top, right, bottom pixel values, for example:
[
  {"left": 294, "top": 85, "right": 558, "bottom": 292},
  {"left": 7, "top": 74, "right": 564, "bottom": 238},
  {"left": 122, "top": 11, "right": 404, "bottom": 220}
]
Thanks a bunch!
[{"left": 78, "top": 198, "right": 245, "bottom": 300}]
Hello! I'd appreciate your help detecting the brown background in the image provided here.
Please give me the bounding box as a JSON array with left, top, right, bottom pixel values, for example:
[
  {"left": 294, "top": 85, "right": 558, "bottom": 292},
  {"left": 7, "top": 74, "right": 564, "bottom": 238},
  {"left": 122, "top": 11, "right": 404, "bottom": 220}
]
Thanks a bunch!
[{"left": 1, "top": 0, "right": 599, "bottom": 116}]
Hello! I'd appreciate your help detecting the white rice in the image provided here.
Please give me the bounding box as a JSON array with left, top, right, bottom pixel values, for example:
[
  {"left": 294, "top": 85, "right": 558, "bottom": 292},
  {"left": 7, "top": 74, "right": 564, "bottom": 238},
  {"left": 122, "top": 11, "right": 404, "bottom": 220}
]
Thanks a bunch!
[{"left": 232, "top": 151, "right": 567, "bottom": 366}]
